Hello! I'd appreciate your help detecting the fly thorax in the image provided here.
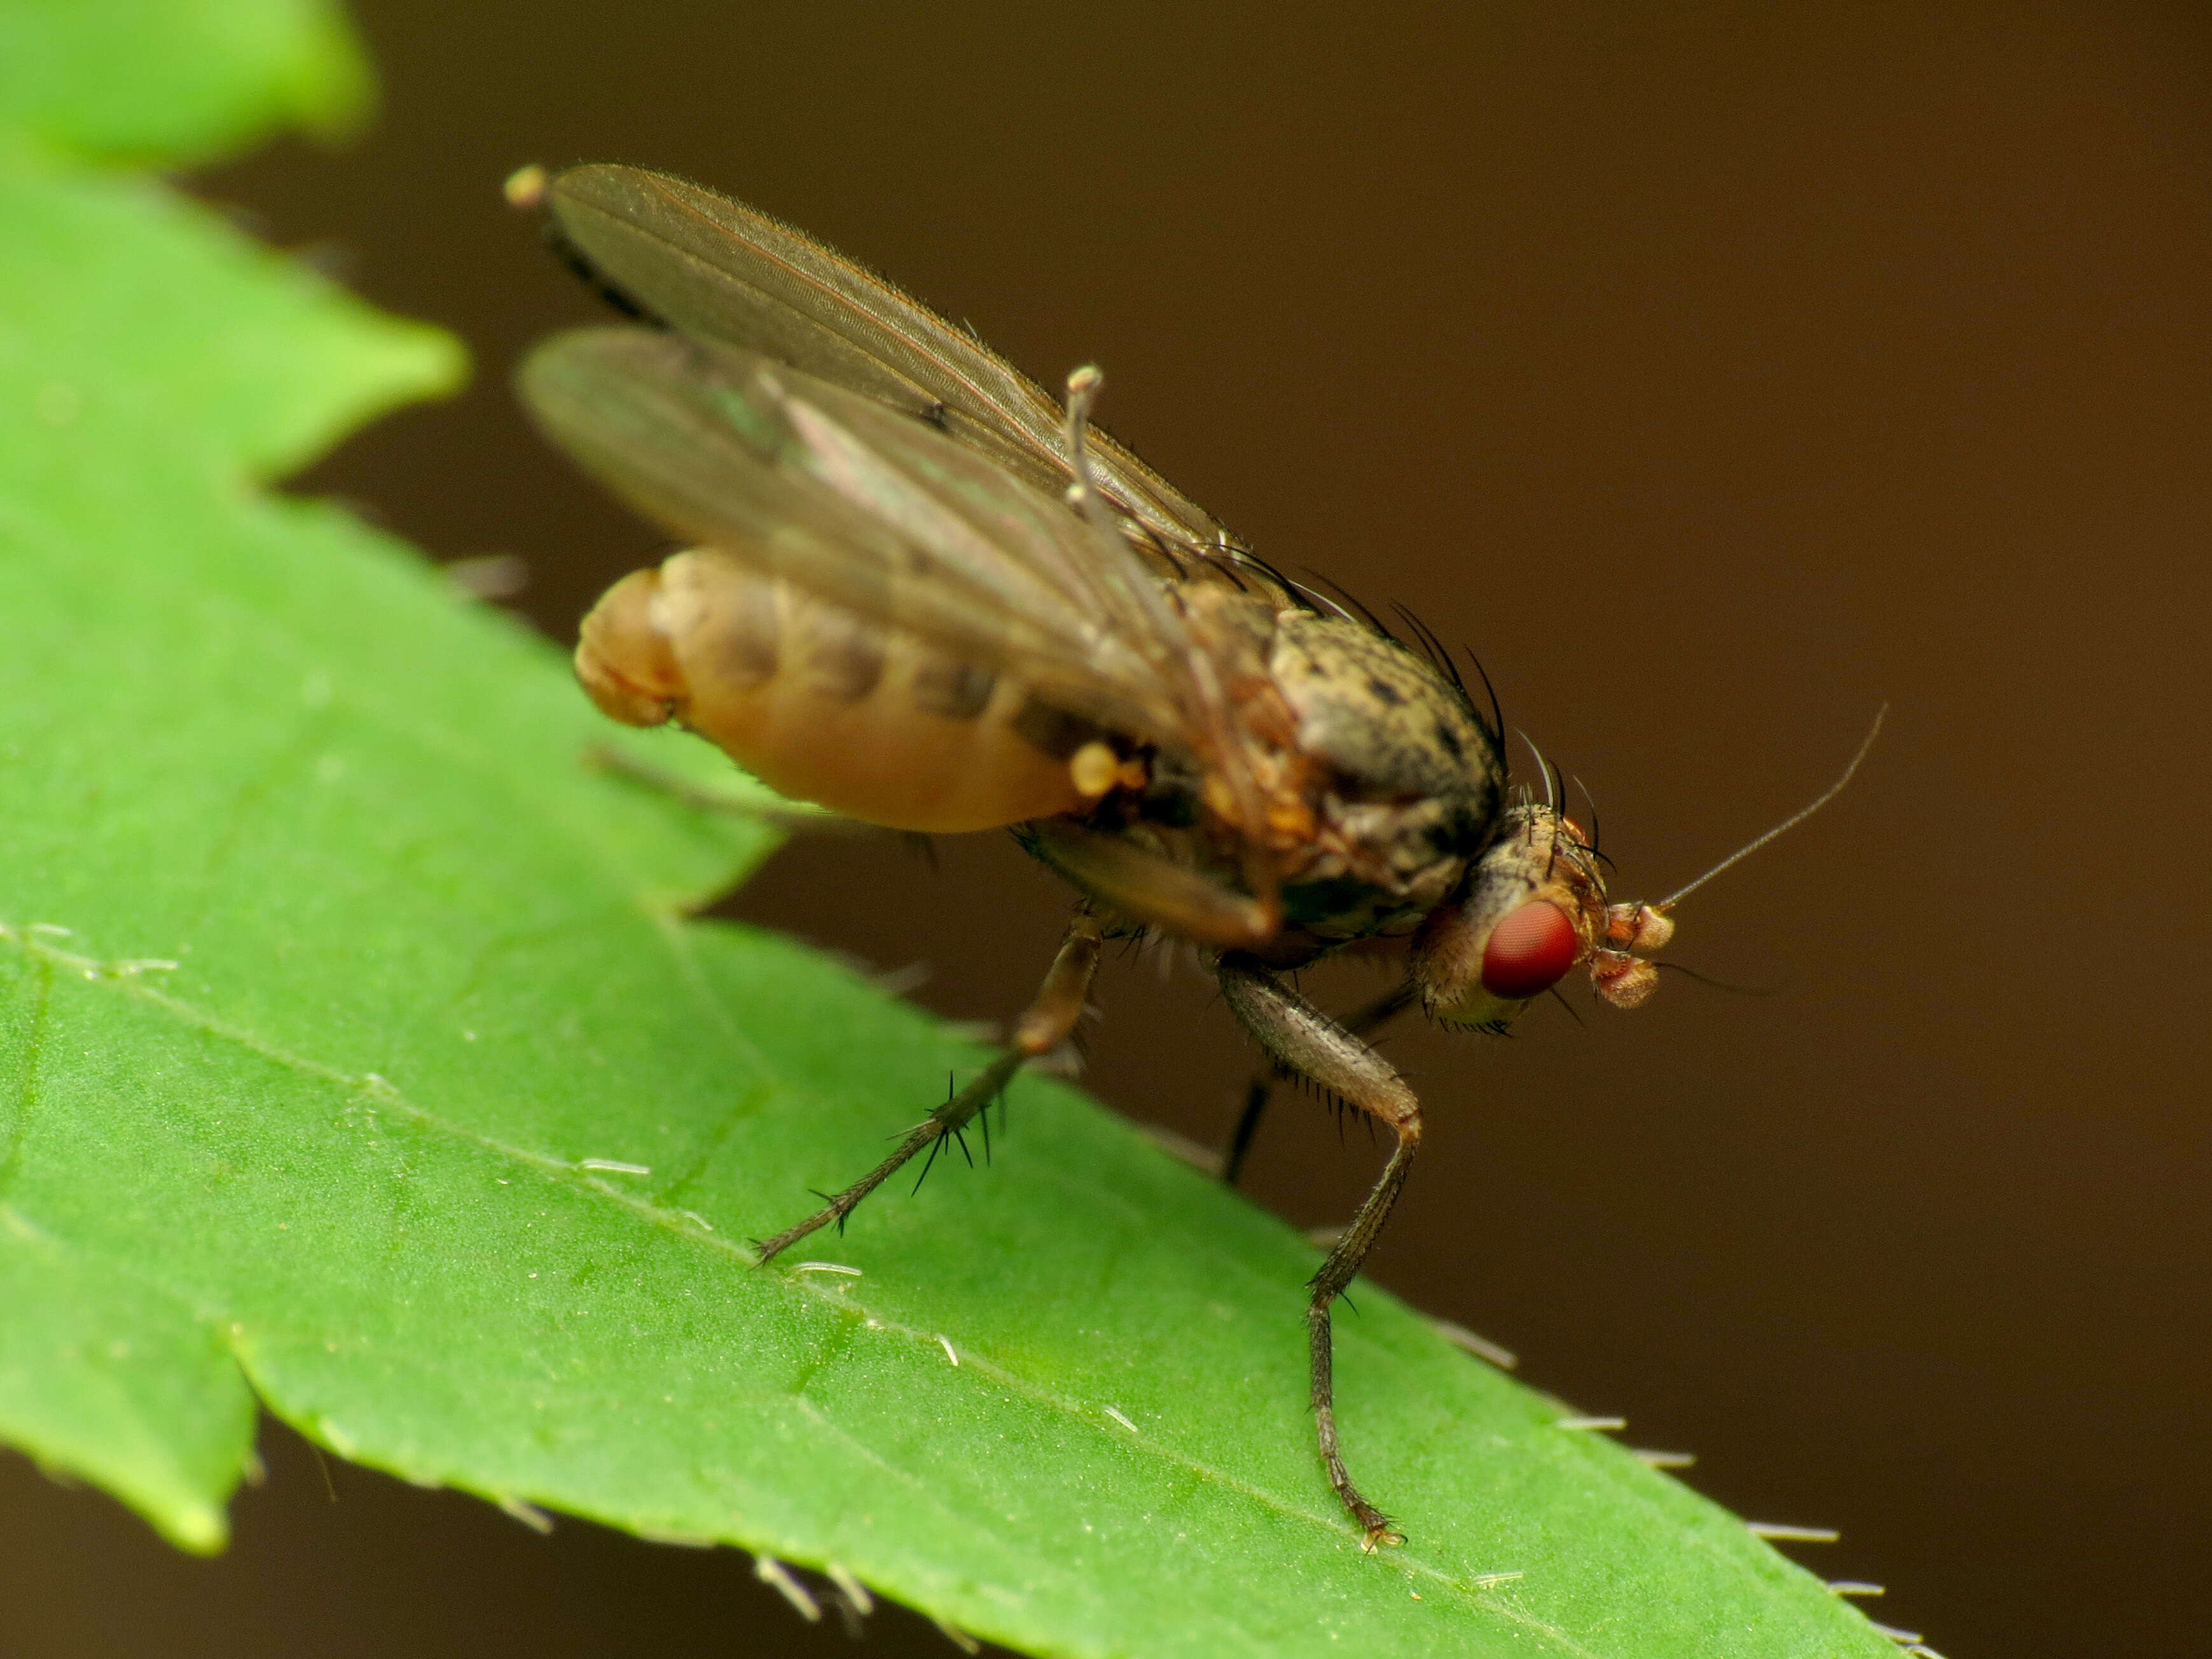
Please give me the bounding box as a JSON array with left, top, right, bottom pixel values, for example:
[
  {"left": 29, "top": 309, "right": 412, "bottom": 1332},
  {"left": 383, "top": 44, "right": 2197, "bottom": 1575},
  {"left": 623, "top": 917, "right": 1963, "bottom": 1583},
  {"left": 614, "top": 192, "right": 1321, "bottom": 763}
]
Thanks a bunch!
[
  {"left": 1262, "top": 613, "right": 1501, "bottom": 911},
  {"left": 1267, "top": 614, "right": 1497, "bottom": 800}
]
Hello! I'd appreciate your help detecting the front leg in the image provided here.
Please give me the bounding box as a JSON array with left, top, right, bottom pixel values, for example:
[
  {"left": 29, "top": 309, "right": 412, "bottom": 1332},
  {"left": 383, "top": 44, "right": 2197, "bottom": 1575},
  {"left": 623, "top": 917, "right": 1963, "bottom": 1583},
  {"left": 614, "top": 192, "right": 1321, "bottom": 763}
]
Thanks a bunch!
[
  {"left": 1018, "top": 817, "right": 1278, "bottom": 948},
  {"left": 1217, "top": 953, "right": 1422, "bottom": 1550}
]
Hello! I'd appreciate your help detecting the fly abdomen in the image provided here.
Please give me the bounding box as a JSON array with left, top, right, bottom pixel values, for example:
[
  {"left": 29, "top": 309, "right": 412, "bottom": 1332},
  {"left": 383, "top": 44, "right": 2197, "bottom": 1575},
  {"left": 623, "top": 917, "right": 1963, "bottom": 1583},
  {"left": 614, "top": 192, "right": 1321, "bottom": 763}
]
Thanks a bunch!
[{"left": 575, "top": 549, "right": 1102, "bottom": 833}]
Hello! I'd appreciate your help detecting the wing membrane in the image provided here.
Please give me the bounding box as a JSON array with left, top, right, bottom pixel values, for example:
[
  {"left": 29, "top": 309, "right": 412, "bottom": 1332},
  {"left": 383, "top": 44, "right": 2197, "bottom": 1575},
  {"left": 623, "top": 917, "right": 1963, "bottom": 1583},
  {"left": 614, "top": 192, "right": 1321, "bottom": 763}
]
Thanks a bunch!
[
  {"left": 520, "top": 326, "right": 1196, "bottom": 744},
  {"left": 545, "top": 164, "right": 1235, "bottom": 562}
]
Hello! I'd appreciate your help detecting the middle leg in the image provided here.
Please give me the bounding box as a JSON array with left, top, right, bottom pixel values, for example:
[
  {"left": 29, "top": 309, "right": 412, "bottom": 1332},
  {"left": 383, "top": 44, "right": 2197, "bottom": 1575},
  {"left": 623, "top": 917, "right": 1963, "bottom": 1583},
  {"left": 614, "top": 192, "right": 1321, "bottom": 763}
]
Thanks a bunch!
[
  {"left": 1222, "top": 979, "right": 1416, "bottom": 1187},
  {"left": 1217, "top": 953, "right": 1423, "bottom": 1549}
]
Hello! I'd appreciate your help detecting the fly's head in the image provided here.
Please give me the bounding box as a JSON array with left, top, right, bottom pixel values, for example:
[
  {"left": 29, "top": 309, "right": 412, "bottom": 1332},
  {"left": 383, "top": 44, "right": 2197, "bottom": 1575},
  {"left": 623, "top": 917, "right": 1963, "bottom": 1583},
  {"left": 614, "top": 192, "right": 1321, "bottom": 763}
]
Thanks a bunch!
[
  {"left": 1409, "top": 803, "right": 1675, "bottom": 1032},
  {"left": 1404, "top": 705, "right": 1889, "bottom": 1032}
]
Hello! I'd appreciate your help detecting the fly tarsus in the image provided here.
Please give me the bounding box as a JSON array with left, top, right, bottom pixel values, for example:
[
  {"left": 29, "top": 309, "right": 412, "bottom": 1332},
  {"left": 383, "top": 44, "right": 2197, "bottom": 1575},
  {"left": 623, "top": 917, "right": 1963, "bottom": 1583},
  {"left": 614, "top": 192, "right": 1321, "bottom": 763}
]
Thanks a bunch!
[
  {"left": 753, "top": 908, "right": 1101, "bottom": 1265},
  {"left": 1308, "top": 1148, "right": 1416, "bottom": 1550},
  {"left": 1219, "top": 954, "right": 1423, "bottom": 1546},
  {"left": 754, "top": 1051, "right": 1025, "bottom": 1262}
]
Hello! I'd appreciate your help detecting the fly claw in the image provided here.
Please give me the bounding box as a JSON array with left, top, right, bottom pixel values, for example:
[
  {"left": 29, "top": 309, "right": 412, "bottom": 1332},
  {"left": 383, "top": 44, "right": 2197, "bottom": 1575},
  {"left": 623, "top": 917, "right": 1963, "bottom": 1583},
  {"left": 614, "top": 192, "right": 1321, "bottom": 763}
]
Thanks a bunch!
[{"left": 517, "top": 161, "right": 1883, "bottom": 1550}]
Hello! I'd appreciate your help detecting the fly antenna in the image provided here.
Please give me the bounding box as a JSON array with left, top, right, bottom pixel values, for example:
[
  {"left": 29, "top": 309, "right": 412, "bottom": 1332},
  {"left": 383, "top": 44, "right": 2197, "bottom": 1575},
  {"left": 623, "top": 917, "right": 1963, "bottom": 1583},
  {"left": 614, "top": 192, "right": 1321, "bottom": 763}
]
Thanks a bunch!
[
  {"left": 1654, "top": 961, "right": 1778, "bottom": 996},
  {"left": 1657, "top": 705, "right": 1887, "bottom": 912}
]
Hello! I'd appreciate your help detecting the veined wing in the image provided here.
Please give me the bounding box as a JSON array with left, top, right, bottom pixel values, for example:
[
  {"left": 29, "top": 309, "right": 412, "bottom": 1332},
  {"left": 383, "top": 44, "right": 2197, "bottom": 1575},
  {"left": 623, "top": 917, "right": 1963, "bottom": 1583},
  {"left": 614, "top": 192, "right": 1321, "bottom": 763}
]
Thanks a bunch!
[
  {"left": 520, "top": 325, "right": 1211, "bottom": 749},
  {"left": 542, "top": 164, "right": 1237, "bottom": 566}
]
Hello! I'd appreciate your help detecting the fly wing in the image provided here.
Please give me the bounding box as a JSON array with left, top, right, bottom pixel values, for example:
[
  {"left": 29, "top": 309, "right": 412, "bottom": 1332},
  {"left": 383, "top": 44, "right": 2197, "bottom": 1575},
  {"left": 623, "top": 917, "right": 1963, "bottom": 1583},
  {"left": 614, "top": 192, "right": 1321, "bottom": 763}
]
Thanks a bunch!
[
  {"left": 543, "top": 164, "right": 1238, "bottom": 568},
  {"left": 520, "top": 324, "right": 1207, "bottom": 747}
]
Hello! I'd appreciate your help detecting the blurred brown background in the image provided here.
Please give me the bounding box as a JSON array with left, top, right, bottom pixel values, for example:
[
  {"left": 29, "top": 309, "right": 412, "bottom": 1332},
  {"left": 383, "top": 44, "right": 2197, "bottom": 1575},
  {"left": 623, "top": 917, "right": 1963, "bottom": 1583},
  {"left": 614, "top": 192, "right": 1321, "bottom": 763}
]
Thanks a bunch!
[{"left": 5, "top": 2, "right": 2206, "bottom": 1655}]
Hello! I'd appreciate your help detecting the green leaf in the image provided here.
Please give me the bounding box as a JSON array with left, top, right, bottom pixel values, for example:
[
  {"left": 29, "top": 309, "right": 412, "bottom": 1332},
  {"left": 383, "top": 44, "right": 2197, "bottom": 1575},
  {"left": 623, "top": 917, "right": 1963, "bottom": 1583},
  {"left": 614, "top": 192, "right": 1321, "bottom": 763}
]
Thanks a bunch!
[
  {"left": 0, "top": 0, "right": 371, "bottom": 169},
  {"left": 0, "top": 4, "right": 1900, "bottom": 1655}
]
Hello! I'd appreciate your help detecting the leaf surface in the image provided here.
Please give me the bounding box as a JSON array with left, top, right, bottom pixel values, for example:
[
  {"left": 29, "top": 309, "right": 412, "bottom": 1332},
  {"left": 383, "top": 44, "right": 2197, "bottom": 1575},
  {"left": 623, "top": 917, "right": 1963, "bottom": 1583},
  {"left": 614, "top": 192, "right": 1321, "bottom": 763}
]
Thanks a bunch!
[{"left": 0, "top": 4, "right": 1898, "bottom": 1654}]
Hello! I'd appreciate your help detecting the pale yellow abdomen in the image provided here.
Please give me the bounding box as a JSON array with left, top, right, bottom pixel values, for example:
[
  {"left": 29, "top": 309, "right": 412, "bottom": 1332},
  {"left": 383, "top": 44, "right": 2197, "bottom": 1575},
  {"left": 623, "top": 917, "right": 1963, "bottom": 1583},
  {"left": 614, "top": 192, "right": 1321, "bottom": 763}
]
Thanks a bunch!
[{"left": 574, "top": 550, "right": 1096, "bottom": 833}]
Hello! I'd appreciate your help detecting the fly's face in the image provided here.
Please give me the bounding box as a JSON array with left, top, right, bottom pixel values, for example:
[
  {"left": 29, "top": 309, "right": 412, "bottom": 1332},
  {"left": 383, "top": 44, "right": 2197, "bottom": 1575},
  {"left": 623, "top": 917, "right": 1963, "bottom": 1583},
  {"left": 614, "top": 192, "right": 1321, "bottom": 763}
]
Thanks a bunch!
[{"left": 1411, "top": 803, "right": 1674, "bottom": 1031}]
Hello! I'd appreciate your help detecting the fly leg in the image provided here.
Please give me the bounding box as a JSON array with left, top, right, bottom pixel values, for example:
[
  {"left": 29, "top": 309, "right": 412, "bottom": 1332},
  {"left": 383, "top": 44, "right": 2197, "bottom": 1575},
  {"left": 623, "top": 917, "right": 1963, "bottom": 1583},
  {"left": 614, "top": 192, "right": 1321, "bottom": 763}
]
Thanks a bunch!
[
  {"left": 583, "top": 743, "right": 887, "bottom": 837},
  {"left": 1218, "top": 954, "right": 1421, "bottom": 1550},
  {"left": 1018, "top": 818, "right": 1278, "bottom": 948},
  {"left": 1223, "top": 980, "right": 1415, "bottom": 1188},
  {"left": 754, "top": 906, "right": 1102, "bottom": 1263}
]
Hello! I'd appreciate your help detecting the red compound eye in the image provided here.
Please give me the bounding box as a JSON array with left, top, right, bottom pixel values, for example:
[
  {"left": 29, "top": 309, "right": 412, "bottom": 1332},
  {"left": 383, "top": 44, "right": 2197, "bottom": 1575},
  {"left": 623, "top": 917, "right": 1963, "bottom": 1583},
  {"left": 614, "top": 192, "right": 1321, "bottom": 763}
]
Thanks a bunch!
[{"left": 1479, "top": 900, "right": 1580, "bottom": 999}]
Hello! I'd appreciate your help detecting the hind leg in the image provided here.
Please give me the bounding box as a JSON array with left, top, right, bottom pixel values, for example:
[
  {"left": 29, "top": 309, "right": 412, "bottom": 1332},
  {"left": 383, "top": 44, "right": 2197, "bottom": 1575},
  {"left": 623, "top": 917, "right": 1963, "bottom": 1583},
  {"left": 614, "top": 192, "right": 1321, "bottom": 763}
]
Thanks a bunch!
[{"left": 754, "top": 905, "right": 1101, "bottom": 1261}]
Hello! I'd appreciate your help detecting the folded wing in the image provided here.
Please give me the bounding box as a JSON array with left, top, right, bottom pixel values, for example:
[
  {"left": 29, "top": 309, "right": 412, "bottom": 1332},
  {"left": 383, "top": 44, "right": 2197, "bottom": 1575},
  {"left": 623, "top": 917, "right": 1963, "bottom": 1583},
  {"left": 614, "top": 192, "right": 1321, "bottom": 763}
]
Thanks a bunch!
[
  {"left": 543, "top": 164, "right": 1236, "bottom": 566},
  {"left": 521, "top": 326, "right": 1208, "bottom": 750}
]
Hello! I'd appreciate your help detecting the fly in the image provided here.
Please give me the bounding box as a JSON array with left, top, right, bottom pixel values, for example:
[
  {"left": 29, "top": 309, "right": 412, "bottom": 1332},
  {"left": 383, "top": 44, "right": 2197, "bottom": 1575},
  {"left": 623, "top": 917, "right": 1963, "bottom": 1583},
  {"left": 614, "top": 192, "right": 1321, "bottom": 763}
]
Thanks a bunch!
[{"left": 511, "top": 163, "right": 1878, "bottom": 1549}]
